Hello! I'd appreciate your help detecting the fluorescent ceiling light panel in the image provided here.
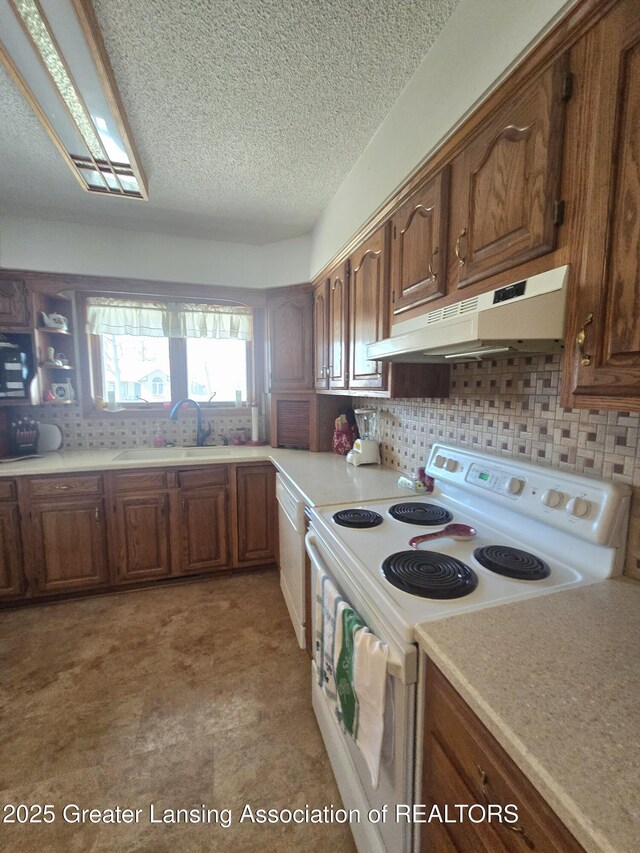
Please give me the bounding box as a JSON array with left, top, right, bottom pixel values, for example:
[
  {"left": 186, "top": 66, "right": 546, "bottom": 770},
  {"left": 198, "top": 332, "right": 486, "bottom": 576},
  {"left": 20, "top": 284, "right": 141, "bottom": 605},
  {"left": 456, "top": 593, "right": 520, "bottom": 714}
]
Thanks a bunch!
[{"left": 0, "top": 0, "right": 147, "bottom": 199}]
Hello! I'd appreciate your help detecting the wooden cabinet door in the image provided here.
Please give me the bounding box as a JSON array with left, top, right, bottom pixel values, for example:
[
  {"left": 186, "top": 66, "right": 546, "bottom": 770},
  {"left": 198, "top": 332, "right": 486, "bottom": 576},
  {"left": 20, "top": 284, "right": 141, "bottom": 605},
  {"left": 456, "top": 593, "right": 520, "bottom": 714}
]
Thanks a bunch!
[
  {"left": 267, "top": 289, "right": 313, "bottom": 391},
  {"left": 114, "top": 493, "right": 171, "bottom": 582},
  {"left": 235, "top": 464, "right": 277, "bottom": 565},
  {"left": 28, "top": 499, "right": 109, "bottom": 595},
  {"left": 421, "top": 659, "right": 585, "bottom": 853},
  {"left": 328, "top": 260, "right": 349, "bottom": 390},
  {"left": 313, "top": 279, "right": 329, "bottom": 390},
  {"left": 454, "top": 55, "right": 569, "bottom": 289},
  {"left": 0, "top": 278, "right": 29, "bottom": 328},
  {"left": 391, "top": 167, "right": 449, "bottom": 314},
  {"left": 0, "top": 504, "right": 24, "bottom": 599},
  {"left": 348, "top": 225, "right": 390, "bottom": 391},
  {"left": 179, "top": 487, "right": 228, "bottom": 574},
  {"left": 563, "top": 0, "right": 640, "bottom": 408}
]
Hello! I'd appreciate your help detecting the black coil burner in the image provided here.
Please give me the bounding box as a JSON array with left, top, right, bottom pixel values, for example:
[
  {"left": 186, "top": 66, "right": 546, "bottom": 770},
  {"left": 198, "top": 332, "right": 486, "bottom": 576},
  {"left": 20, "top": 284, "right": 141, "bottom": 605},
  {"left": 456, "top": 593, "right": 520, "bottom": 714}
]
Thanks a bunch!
[
  {"left": 474, "top": 545, "right": 551, "bottom": 581},
  {"left": 388, "top": 502, "right": 453, "bottom": 527},
  {"left": 382, "top": 551, "right": 478, "bottom": 599},
  {"left": 332, "top": 508, "right": 384, "bottom": 529}
]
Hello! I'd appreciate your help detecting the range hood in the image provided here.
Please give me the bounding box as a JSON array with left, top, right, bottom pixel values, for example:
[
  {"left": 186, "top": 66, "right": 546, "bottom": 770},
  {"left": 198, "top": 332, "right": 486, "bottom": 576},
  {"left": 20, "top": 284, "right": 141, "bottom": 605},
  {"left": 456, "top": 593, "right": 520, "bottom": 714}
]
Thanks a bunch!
[{"left": 367, "top": 266, "right": 569, "bottom": 363}]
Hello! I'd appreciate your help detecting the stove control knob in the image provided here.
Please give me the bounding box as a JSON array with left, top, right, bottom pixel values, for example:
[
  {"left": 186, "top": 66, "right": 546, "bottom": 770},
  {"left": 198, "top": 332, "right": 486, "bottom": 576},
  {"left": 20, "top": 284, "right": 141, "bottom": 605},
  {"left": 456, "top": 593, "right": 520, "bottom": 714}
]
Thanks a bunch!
[
  {"left": 541, "top": 488, "right": 564, "bottom": 508},
  {"left": 506, "top": 477, "right": 524, "bottom": 495},
  {"left": 444, "top": 458, "right": 458, "bottom": 472},
  {"left": 434, "top": 455, "right": 446, "bottom": 468},
  {"left": 566, "top": 496, "right": 591, "bottom": 518}
]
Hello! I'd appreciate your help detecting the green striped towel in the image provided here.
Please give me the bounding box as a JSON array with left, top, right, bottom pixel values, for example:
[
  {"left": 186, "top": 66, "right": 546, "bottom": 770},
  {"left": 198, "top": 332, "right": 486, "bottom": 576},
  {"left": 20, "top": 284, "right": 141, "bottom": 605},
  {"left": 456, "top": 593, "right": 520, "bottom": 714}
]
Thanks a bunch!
[{"left": 335, "top": 606, "right": 364, "bottom": 737}]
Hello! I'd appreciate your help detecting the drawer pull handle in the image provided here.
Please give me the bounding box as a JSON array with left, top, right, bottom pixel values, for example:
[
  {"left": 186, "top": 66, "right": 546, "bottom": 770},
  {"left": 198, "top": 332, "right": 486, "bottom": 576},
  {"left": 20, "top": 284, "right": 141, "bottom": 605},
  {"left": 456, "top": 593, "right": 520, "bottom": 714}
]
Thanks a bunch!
[
  {"left": 507, "top": 823, "right": 535, "bottom": 849},
  {"left": 576, "top": 312, "right": 594, "bottom": 366},
  {"left": 476, "top": 763, "right": 488, "bottom": 786},
  {"left": 428, "top": 246, "right": 439, "bottom": 280},
  {"left": 55, "top": 484, "right": 70, "bottom": 490},
  {"left": 455, "top": 228, "right": 467, "bottom": 266}
]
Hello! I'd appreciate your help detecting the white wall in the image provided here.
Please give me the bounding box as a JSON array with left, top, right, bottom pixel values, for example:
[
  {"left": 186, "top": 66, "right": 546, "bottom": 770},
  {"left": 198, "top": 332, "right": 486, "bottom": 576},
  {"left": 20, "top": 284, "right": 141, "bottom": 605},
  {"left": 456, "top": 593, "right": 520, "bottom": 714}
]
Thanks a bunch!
[
  {"left": 309, "top": 0, "right": 575, "bottom": 276},
  {"left": 0, "top": 214, "right": 311, "bottom": 289}
]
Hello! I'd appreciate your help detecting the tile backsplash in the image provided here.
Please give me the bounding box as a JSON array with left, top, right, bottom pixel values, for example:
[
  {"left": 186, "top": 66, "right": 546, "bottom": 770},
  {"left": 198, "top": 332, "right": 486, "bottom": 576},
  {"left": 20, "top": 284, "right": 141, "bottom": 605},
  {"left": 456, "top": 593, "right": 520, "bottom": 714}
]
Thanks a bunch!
[
  {"left": 356, "top": 353, "right": 640, "bottom": 581},
  {"left": 27, "top": 404, "right": 254, "bottom": 450}
]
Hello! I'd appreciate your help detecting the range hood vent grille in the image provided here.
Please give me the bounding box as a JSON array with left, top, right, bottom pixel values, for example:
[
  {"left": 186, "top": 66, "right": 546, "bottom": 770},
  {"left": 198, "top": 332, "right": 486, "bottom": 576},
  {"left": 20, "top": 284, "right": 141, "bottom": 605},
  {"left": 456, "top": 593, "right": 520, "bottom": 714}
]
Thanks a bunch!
[
  {"left": 367, "top": 266, "right": 570, "bottom": 364},
  {"left": 426, "top": 297, "right": 479, "bottom": 325}
]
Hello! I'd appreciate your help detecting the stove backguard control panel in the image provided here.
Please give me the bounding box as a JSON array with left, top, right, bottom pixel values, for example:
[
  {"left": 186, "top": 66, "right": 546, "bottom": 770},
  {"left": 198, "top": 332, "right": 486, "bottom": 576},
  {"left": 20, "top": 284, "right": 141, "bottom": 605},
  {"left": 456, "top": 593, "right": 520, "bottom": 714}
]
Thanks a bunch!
[
  {"left": 465, "top": 462, "right": 526, "bottom": 499},
  {"left": 426, "top": 444, "right": 631, "bottom": 547}
]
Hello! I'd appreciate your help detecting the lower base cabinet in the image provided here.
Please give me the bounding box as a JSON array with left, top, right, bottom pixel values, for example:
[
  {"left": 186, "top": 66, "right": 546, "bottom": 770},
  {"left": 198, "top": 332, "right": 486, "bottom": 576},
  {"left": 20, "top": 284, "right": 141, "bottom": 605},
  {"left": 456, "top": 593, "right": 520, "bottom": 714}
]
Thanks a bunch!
[
  {"left": 26, "top": 498, "right": 110, "bottom": 595},
  {"left": 0, "top": 504, "right": 24, "bottom": 599},
  {"left": 421, "top": 658, "right": 584, "bottom": 853},
  {"left": 180, "top": 487, "right": 229, "bottom": 573},
  {"left": 234, "top": 464, "right": 277, "bottom": 566},
  {"left": 3, "top": 462, "right": 278, "bottom": 605},
  {"left": 113, "top": 493, "right": 171, "bottom": 582}
]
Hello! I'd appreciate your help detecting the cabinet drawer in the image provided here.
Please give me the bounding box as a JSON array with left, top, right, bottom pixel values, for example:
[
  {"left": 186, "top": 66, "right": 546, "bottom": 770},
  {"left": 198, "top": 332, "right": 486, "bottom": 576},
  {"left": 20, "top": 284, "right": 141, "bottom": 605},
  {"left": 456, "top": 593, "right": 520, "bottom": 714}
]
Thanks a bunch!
[
  {"left": 178, "top": 466, "right": 228, "bottom": 490},
  {"left": 0, "top": 480, "right": 16, "bottom": 501},
  {"left": 29, "top": 475, "right": 103, "bottom": 498},
  {"left": 112, "top": 470, "right": 168, "bottom": 492}
]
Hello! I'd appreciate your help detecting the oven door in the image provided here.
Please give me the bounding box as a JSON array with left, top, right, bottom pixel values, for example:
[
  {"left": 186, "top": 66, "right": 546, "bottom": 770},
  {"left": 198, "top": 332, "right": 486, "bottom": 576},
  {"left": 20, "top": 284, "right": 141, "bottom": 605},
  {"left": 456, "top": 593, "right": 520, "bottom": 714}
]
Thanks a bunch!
[{"left": 306, "top": 526, "right": 417, "bottom": 853}]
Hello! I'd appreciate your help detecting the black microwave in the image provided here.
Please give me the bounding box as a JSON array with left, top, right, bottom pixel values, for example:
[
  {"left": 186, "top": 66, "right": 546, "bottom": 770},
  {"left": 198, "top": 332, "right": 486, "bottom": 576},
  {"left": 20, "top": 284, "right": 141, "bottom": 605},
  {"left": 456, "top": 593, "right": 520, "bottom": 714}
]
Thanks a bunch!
[{"left": 0, "top": 339, "right": 34, "bottom": 400}]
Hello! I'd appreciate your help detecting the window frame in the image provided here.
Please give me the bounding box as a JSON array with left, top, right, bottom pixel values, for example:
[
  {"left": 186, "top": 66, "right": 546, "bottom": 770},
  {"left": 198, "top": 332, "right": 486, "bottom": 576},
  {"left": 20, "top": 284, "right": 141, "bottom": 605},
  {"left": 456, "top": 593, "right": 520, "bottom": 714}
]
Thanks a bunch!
[{"left": 78, "top": 292, "right": 258, "bottom": 416}]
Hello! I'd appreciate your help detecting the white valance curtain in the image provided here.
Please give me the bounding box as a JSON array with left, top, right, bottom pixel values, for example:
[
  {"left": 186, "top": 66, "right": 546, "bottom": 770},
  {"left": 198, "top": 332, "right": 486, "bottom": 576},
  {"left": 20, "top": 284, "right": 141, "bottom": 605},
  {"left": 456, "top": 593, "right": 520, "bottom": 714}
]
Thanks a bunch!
[{"left": 86, "top": 297, "right": 253, "bottom": 341}]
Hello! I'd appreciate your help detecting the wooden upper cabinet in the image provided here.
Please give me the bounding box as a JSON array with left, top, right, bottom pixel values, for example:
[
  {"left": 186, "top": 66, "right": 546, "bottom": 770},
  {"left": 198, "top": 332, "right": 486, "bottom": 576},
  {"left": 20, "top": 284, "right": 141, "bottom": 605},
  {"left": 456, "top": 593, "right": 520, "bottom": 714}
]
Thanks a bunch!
[
  {"left": 328, "top": 260, "right": 349, "bottom": 391},
  {"left": 564, "top": 0, "right": 640, "bottom": 407},
  {"left": 349, "top": 225, "right": 390, "bottom": 391},
  {"left": 267, "top": 288, "right": 313, "bottom": 391},
  {"left": 313, "top": 279, "right": 329, "bottom": 390},
  {"left": 26, "top": 498, "right": 110, "bottom": 595},
  {"left": 391, "top": 166, "right": 449, "bottom": 314},
  {"left": 0, "top": 278, "right": 29, "bottom": 329},
  {"left": 454, "top": 54, "right": 569, "bottom": 289}
]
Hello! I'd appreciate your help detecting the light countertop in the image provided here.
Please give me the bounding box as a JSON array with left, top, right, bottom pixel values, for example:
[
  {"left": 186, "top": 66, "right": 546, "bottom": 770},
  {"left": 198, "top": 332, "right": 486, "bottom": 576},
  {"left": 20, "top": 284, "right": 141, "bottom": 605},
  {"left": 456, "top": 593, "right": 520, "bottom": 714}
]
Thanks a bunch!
[
  {"left": 0, "top": 446, "right": 413, "bottom": 507},
  {"left": 415, "top": 579, "right": 640, "bottom": 853}
]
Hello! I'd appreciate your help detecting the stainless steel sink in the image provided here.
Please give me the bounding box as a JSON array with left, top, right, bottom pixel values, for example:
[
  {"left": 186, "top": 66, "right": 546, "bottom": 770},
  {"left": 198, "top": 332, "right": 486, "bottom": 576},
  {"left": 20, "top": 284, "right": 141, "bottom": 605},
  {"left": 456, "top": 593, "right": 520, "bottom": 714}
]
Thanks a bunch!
[
  {"left": 113, "top": 446, "right": 231, "bottom": 462},
  {"left": 183, "top": 447, "right": 231, "bottom": 457},
  {"left": 113, "top": 447, "right": 186, "bottom": 461}
]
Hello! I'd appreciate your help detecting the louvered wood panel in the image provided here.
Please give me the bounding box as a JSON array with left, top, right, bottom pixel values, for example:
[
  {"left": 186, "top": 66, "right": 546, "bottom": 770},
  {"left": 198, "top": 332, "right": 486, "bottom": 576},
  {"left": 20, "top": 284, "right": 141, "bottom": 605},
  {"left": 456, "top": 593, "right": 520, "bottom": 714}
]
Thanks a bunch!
[{"left": 275, "top": 399, "right": 311, "bottom": 449}]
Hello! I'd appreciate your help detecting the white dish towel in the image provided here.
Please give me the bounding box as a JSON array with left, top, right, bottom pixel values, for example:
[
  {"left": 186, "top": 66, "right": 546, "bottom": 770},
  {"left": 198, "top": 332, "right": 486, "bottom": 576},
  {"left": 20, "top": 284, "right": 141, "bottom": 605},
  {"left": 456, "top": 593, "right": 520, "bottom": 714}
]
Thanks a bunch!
[
  {"left": 315, "top": 571, "right": 343, "bottom": 713},
  {"left": 352, "top": 626, "right": 388, "bottom": 788}
]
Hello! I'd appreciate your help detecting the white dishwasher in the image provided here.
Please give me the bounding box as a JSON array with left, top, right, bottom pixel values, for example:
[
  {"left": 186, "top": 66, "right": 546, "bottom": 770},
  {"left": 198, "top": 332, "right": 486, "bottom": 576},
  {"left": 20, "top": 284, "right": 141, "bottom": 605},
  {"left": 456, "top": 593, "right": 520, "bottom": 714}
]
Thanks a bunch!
[{"left": 276, "top": 473, "right": 306, "bottom": 648}]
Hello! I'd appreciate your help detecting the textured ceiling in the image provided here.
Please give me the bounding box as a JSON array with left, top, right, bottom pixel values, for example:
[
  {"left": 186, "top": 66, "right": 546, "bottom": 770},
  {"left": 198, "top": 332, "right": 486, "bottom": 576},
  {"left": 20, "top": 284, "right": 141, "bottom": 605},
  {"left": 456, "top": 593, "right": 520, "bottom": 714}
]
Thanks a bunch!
[{"left": 0, "top": 0, "right": 460, "bottom": 244}]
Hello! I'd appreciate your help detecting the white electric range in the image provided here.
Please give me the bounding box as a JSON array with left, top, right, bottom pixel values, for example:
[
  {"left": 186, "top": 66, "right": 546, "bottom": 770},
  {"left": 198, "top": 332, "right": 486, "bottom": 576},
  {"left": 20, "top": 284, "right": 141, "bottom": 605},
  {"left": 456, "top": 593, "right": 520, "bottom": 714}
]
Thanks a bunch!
[{"left": 305, "top": 443, "right": 631, "bottom": 853}]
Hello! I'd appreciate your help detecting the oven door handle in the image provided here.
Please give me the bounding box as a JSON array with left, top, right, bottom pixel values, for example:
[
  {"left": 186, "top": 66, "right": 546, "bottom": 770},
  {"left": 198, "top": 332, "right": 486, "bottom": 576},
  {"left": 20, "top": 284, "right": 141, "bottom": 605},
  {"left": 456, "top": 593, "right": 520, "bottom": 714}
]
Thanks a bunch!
[{"left": 305, "top": 531, "right": 406, "bottom": 683}]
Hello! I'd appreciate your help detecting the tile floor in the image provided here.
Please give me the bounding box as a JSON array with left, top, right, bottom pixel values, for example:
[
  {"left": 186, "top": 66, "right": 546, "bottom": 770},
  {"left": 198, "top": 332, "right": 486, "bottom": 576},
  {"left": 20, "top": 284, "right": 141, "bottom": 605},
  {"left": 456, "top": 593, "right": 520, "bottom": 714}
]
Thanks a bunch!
[{"left": 0, "top": 571, "right": 356, "bottom": 852}]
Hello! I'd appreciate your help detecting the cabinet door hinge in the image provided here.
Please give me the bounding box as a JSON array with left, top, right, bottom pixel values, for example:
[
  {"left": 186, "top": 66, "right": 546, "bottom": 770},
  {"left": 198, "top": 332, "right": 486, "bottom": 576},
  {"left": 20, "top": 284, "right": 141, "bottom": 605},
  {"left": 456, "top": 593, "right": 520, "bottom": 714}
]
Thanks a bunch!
[
  {"left": 553, "top": 199, "right": 565, "bottom": 226},
  {"left": 346, "top": 260, "right": 351, "bottom": 279},
  {"left": 561, "top": 72, "right": 573, "bottom": 102},
  {"left": 393, "top": 225, "right": 397, "bottom": 239},
  {"left": 392, "top": 290, "right": 396, "bottom": 304}
]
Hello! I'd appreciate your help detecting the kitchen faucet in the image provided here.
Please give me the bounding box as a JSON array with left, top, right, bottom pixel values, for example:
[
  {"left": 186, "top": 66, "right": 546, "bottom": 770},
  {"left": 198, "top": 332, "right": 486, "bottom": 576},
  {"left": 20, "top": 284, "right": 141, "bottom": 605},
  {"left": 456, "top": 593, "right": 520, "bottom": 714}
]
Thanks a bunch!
[{"left": 168, "top": 399, "right": 211, "bottom": 446}]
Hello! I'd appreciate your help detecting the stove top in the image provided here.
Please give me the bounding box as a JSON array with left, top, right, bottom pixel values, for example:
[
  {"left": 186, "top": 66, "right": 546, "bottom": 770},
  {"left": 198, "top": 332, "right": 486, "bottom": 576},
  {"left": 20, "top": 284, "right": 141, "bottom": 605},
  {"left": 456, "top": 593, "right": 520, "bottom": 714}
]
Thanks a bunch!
[
  {"left": 319, "top": 493, "right": 584, "bottom": 622},
  {"left": 309, "top": 444, "right": 631, "bottom": 642}
]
